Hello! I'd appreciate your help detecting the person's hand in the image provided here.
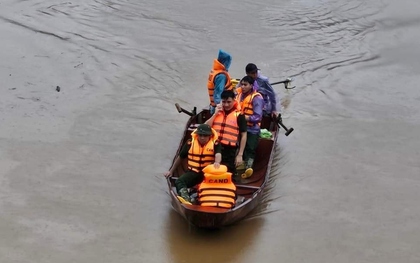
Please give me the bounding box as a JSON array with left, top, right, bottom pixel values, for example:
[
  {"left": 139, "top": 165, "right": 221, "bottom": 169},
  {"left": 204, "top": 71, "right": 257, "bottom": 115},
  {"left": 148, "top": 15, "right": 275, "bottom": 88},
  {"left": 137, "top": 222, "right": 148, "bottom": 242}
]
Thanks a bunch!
[
  {"left": 214, "top": 162, "right": 220, "bottom": 169},
  {"left": 215, "top": 103, "right": 223, "bottom": 114},
  {"left": 235, "top": 155, "right": 243, "bottom": 166},
  {"left": 164, "top": 171, "right": 172, "bottom": 178},
  {"left": 271, "top": 111, "right": 278, "bottom": 118},
  {"left": 275, "top": 112, "right": 282, "bottom": 123}
]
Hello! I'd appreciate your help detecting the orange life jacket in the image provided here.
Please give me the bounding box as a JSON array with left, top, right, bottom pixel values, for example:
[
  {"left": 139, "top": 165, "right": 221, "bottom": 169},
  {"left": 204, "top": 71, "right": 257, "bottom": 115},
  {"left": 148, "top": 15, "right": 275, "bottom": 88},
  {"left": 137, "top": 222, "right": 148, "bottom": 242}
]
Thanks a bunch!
[
  {"left": 187, "top": 128, "right": 219, "bottom": 173},
  {"left": 236, "top": 88, "right": 262, "bottom": 127},
  {"left": 208, "top": 59, "right": 232, "bottom": 107},
  {"left": 212, "top": 103, "right": 241, "bottom": 147},
  {"left": 198, "top": 165, "right": 236, "bottom": 208}
]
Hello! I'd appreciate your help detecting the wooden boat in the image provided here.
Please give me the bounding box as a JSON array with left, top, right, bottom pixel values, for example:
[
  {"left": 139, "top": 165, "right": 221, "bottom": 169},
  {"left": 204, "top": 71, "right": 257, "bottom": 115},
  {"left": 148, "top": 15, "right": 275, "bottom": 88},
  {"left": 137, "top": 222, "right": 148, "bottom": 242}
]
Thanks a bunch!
[{"left": 166, "top": 103, "right": 294, "bottom": 228}]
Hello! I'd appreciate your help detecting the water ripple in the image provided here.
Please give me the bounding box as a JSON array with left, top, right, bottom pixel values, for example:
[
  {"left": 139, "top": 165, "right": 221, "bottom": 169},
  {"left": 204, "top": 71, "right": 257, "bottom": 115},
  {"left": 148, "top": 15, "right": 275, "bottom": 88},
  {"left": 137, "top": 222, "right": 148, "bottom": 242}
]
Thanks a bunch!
[
  {"left": 0, "top": 16, "right": 69, "bottom": 40},
  {"left": 257, "top": 0, "right": 387, "bottom": 118},
  {"left": 263, "top": 0, "right": 385, "bottom": 83}
]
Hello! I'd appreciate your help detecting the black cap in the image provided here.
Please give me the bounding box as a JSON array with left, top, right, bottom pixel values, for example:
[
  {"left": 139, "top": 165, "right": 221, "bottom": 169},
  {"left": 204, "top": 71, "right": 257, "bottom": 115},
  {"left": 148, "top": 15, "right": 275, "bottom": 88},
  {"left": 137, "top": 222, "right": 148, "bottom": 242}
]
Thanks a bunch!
[
  {"left": 245, "top": 63, "right": 259, "bottom": 73},
  {"left": 195, "top": 124, "right": 212, "bottom": 135}
]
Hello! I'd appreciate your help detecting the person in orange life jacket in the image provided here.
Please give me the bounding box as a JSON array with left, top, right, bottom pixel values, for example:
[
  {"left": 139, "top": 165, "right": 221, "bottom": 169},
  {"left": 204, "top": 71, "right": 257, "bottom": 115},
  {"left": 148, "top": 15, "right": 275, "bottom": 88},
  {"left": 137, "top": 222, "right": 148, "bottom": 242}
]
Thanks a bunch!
[
  {"left": 164, "top": 124, "right": 222, "bottom": 203},
  {"left": 207, "top": 49, "right": 232, "bottom": 115},
  {"left": 236, "top": 76, "right": 263, "bottom": 174},
  {"left": 245, "top": 63, "right": 278, "bottom": 117},
  {"left": 204, "top": 90, "right": 248, "bottom": 177}
]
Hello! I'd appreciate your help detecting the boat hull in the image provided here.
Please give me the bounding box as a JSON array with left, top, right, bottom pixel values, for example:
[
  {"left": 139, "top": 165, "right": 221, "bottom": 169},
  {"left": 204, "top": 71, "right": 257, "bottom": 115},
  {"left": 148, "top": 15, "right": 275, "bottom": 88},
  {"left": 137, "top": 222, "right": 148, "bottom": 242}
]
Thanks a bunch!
[{"left": 166, "top": 108, "right": 278, "bottom": 228}]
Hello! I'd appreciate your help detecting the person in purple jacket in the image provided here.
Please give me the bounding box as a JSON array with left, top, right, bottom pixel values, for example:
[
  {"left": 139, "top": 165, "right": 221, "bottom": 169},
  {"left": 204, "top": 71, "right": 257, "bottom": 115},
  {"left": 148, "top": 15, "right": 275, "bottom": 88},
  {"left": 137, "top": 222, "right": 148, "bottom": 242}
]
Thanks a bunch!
[
  {"left": 245, "top": 63, "right": 278, "bottom": 117},
  {"left": 235, "top": 76, "right": 264, "bottom": 178}
]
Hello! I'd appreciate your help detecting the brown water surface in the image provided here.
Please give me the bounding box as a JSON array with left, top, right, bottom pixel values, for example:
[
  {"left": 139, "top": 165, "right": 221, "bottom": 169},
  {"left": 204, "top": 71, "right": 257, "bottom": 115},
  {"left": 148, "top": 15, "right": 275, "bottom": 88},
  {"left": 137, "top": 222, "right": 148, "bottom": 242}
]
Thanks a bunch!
[{"left": 1, "top": 0, "right": 419, "bottom": 262}]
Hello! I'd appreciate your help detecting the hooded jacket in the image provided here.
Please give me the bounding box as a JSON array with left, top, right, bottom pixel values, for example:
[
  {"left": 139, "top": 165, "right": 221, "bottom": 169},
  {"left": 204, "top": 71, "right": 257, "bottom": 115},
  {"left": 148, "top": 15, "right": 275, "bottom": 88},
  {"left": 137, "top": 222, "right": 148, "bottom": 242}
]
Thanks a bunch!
[
  {"left": 255, "top": 72, "right": 277, "bottom": 114},
  {"left": 207, "top": 49, "right": 232, "bottom": 107}
]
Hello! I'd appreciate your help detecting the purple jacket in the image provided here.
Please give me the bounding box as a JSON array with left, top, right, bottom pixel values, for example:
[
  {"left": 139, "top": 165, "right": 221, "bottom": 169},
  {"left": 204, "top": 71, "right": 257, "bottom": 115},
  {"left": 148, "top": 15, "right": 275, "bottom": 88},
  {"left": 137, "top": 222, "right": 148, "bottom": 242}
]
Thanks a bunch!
[{"left": 254, "top": 72, "right": 278, "bottom": 114}]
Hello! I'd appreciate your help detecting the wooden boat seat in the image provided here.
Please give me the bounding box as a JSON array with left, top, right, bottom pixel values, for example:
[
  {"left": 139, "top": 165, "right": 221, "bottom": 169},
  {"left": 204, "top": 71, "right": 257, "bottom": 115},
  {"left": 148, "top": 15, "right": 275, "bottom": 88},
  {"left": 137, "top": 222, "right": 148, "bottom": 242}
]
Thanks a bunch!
[{"left": 235, "top": 184, "right": 260, "bottom": 190}]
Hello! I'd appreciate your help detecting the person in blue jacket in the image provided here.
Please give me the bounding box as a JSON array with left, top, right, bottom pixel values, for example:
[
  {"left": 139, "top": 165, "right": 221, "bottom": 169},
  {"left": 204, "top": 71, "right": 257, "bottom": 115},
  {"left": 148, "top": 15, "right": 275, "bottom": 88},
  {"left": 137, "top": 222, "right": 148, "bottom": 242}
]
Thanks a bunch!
[{"left": 207, "top": 49, "right": 233, "bottom": 115}]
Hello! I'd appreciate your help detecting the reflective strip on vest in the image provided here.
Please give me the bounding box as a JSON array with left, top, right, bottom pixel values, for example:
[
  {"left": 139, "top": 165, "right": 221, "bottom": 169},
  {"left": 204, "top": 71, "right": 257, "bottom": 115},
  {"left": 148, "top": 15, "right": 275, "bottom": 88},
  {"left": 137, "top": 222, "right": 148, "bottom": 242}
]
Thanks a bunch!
[
  {"left": 208, "top": 70, "right": 232, "bottom": 107},
  {"left": 187, "top": 138, "right": 216, "bottom": 173},
  {"left": 198, "top": 187, "right": 236, "bottom": 208},
  {"left": 198, "top": 172, "right": 236, "bottom": 208},
  {"left": 213, "top": 110, "right": 240, "bottom": 146},
  {"left": 237, "top": 89, "right": 262, "bottom": 126}
]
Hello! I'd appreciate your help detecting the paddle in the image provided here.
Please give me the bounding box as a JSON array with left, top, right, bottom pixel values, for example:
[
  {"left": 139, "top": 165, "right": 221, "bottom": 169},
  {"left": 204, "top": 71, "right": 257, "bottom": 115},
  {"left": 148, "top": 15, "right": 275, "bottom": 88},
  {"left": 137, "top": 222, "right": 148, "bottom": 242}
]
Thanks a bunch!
[
  {"left": 175, "top": 103, "right": 197, "bottom": 117},
  {"left": 270, "top": 78, "right": 296, "bottom": 89},
  {"left": 276, "top": 114, "right": 294, "bottom": 136},
  {"left": 232, "top": 77, "right": 295, "bottom": 89}
]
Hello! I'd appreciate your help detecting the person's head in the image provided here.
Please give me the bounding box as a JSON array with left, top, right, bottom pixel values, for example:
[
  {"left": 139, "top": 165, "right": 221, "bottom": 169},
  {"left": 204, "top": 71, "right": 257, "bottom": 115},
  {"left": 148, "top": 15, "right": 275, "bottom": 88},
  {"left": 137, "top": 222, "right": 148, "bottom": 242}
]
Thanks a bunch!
[
  {"left": 195, "top": 124, "right": 213, "bottom": 145},
  {"left": 240, "top": 75, "right": 255, "bottom": 94},
  {"left": 217, "top": 49, "right": 232, "bottom": 71},
  {"left": 220, "top": 90, "right": 236, "bottom": 111},
  {"left": 245, "top": 63, "right": 259, "bottom": 80}
]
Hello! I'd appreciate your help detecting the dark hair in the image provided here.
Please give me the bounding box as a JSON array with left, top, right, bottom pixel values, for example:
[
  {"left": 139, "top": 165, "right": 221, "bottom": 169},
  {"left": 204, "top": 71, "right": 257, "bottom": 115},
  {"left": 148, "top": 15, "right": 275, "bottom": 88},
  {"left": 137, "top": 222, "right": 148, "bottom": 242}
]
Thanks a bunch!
[
  {"left": 245, "top": 63, "right": 259, "bottom": 74},
  {"left": 241, "top": 75, "right": 255, "bottom": 85},
  {"left": 221, "top": 89, "right": 235, "bottom": 100}
]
